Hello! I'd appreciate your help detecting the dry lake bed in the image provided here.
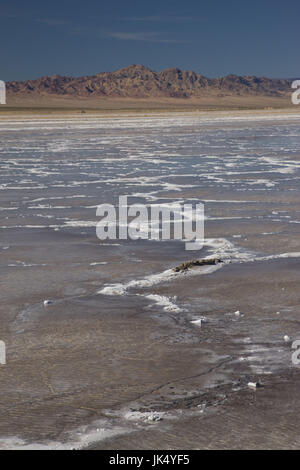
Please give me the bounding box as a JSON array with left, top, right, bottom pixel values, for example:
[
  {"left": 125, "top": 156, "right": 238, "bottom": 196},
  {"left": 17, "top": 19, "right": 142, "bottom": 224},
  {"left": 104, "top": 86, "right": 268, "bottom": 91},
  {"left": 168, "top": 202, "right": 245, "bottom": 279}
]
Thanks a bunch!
[{"left": 1, "top": 110, "right": 300, "bottom": 449}]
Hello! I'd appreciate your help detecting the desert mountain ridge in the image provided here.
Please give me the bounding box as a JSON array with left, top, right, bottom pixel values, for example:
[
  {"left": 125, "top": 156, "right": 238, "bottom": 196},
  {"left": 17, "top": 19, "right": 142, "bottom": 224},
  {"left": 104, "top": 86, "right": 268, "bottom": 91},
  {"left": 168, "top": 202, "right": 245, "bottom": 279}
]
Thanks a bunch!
[{"left": 7, "top": 64, "right": 292, "bottom": 100}]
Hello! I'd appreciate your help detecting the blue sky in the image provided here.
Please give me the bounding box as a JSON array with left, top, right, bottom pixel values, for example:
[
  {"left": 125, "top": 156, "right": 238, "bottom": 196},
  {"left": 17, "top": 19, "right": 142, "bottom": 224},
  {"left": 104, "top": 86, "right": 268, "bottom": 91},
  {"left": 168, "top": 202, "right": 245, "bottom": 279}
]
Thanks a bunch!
[{"left": 0, "top": 0, "right": 299, "bottom": 81}]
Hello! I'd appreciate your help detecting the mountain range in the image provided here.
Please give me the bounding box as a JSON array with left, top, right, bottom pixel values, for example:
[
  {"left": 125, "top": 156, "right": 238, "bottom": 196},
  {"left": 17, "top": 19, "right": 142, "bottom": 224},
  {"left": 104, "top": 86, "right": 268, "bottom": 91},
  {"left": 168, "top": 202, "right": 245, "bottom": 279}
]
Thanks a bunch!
[{"left": 7, "top": 65, "right": 292, "bottom": 101}]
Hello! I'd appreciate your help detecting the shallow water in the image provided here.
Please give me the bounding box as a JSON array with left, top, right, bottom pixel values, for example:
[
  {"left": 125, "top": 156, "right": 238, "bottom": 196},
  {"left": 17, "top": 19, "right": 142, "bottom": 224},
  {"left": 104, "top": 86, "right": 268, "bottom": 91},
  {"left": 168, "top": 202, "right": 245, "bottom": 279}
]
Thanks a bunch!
[{"left": 1, "top": 113, "right": 300, "bottom": 298}]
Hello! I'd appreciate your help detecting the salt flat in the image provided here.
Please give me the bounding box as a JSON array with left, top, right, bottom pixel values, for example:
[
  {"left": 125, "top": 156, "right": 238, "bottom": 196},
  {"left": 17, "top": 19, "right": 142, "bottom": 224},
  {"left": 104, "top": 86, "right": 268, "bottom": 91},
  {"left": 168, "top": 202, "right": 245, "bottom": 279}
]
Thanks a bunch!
[{"left": 1, "top": 110, "right": 300, "bottom": 449}]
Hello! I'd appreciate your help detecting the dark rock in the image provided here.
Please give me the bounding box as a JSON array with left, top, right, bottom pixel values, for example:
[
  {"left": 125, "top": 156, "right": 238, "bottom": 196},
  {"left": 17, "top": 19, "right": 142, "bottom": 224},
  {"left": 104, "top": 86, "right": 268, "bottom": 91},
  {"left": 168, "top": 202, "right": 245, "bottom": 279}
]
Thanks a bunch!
[{"left": 173, "top": 258, "right": 222, "bottom": 273}]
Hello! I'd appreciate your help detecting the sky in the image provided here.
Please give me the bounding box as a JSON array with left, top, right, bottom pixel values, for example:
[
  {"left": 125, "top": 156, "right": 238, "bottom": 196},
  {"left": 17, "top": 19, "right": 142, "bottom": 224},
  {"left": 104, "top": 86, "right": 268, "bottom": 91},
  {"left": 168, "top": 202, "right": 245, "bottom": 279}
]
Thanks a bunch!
[{"left": 0, "top": 0, "right": 299, "bottom": 81}]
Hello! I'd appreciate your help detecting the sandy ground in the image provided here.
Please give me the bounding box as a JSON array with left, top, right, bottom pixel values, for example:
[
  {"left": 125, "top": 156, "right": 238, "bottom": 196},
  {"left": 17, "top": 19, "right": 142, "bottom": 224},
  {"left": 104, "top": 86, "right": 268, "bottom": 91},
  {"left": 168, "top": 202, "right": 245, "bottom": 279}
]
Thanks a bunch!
[
  {"left": 0, "top": 93, "right": 298, "bottom": 115},
  {"left": 1, "top": 255, "right": 300, "bottom": 449},
  {"left": 91, "top": 370, "right": 300, "bottom": 450}
]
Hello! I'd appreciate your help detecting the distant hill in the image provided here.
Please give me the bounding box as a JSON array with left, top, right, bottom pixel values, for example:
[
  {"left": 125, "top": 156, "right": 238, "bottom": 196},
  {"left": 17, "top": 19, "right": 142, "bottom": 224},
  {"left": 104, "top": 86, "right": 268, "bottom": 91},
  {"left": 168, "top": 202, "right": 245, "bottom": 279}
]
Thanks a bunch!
[{"left": 7, "top": 65, "right": 291, "bottom": 101}]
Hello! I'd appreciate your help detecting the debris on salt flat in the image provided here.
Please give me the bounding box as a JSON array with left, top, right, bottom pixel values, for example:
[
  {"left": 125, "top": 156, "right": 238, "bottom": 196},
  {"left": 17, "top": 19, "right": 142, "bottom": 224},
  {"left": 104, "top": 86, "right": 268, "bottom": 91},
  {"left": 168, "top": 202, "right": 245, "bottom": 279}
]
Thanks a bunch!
[
  {"left": 43, "top": 300, "right": 53, "bottom": 306},
  {"left": 284, "top": 335, "right": 290, "bottom": 342},
  {"left": 248, "top": 382, "right": 260, "bottom": 390},
  {"left": 191, "top": 319, "right": 202, "bottom": 327},
  {"left": 225, "top": 310, "right": 243, "bottom": 319},
  {"left": 197, "top": 404, "right": 206, "bottom": 413},
  {"left": 147, "top": 412, "right": 163, "bottom": 422},
  {"left": 122, "top": 410, "right": 164, "bottom": 423},
  {"left": 191, "top": 316, "right": 208, "bottom": 327}
]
